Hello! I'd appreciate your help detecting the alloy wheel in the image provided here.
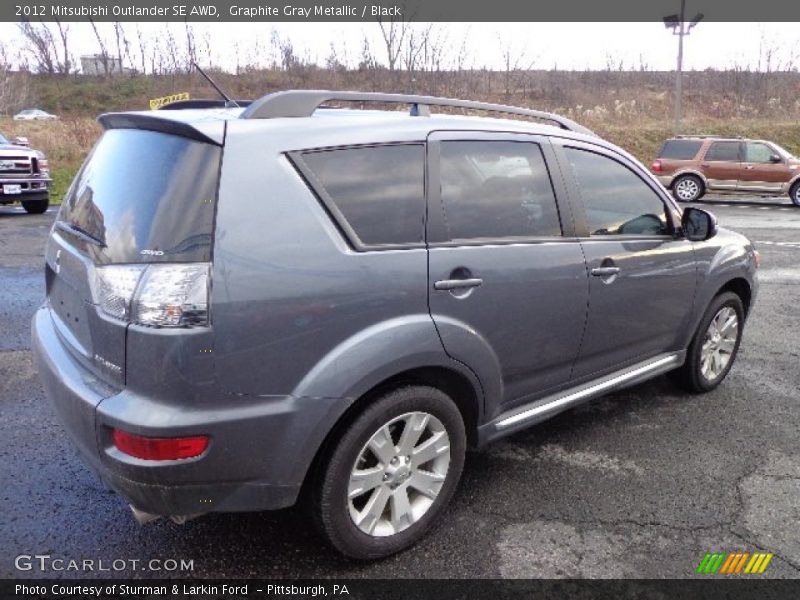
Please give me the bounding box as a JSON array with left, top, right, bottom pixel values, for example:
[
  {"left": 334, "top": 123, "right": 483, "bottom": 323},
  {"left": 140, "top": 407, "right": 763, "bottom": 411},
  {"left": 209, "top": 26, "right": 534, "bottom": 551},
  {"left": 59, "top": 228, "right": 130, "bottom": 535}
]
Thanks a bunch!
[
  {"left": 675, "top": 178, "right": 700, "bottom": 201},
  {"left": 347, "top": 412, "right": 451, "bottom": 537},
  {"left": 700, "top": 306, "right": 739, "bottom": 381}
]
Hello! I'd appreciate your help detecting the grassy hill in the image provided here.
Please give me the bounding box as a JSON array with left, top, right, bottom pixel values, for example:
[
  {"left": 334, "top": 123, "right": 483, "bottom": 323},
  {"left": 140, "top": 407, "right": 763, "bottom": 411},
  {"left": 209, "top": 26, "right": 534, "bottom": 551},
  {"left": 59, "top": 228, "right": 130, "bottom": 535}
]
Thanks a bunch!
[{"left": 3, "top": 69, "right": 799, "bottom": 202}]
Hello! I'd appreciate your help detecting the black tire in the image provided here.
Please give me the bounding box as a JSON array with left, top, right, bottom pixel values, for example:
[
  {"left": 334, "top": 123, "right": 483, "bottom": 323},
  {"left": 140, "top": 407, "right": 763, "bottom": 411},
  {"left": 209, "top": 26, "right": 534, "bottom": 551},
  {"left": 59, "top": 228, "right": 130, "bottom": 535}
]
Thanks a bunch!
[
  {"left": 790, "top": 181, "right": 800, "bottom": 207},
  {"left": 312, "top": 385, "right": 466, "bottom": 560},
  {"left": 670, "top": 291, "right": 745, "bottom": 393},
  {"left": 671, "top": 174, "right": 705, "bottom": 202},
  {"left": 21, "top": 198, "right": 49, "bottom": 214}
]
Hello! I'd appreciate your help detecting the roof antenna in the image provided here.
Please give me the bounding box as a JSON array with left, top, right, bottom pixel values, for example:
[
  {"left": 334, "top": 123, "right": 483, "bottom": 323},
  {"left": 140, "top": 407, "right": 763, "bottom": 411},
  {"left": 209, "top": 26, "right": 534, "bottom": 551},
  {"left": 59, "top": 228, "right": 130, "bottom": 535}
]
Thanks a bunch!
[{"left": 192, "top": 61, "right": 239, "bottom": 108}]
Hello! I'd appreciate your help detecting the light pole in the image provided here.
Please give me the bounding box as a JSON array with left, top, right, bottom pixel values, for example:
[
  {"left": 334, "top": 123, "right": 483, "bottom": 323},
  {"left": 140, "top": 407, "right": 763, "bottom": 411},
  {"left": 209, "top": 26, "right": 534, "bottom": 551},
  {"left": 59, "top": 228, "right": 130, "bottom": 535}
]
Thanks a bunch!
[{"left": 664, "top": 2, "right": 704, "bottom": 133}]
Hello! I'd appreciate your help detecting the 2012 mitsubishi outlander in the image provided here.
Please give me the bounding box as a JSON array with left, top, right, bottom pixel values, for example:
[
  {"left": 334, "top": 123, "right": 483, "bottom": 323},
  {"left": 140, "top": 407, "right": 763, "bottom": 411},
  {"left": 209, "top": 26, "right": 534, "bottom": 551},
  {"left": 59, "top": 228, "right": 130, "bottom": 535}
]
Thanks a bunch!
[{"left": 33, "top": 91, "right": 759, "bottom": 559}]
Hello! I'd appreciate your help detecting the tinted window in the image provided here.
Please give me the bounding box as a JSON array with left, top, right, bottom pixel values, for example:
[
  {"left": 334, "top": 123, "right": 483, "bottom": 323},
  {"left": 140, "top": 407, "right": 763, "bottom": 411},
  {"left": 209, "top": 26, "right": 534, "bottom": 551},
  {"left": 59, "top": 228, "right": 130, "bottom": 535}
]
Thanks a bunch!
[
  {"left": 705, "top": 142, "right": 741, "bottom": 162},
  {"left": 439, "top": 141, "right": 561, "bottom": 240},
  {"left": 745, "top": 142, "right": 775, "bottom": 163},
  {"left": 301, "top": 145, "right": 424, "bottom": 246},
  {"left": 564, "top": 148, "right": 668, "bottom": 236},
  {"left": 658, "top": 140, "right": 702, "bottom": 160},
  {"left": 59, "top": 129, "right": 221, "bottom": 263}
]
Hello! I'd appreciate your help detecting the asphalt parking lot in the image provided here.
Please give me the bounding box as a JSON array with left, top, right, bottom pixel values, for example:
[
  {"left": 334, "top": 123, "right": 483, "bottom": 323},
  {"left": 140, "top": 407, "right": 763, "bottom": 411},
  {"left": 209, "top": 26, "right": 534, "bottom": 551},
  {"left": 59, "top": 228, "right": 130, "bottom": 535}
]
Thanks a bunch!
[{"left": 1, "top": 197, "right": 798, "bottom": 579}]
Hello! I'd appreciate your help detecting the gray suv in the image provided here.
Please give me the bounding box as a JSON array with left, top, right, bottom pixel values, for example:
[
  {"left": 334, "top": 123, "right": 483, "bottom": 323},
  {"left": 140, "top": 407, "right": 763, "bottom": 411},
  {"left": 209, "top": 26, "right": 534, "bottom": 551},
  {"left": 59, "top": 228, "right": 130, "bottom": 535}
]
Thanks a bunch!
[{"left": 33, "top": 91, "right": 758, "bottom": 559}]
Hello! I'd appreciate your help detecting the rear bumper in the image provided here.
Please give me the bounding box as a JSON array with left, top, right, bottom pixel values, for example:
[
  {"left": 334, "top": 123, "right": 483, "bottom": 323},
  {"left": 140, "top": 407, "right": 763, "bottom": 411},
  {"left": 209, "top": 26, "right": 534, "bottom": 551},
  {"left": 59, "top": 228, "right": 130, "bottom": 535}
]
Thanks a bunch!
[{"left": 32, "top": 305, "right": 348, "bottom": 516}]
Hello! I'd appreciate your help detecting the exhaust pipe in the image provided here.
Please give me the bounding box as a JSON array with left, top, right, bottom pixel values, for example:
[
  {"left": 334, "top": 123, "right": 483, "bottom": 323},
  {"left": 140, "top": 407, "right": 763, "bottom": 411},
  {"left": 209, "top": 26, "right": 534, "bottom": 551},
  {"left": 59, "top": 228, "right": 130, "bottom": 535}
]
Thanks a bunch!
[
  {"left": 129, "top": 505, "right": 161, "bottom": 525},
  {"left": 129, "top": 505, "right": 204, "bottom": 526}
]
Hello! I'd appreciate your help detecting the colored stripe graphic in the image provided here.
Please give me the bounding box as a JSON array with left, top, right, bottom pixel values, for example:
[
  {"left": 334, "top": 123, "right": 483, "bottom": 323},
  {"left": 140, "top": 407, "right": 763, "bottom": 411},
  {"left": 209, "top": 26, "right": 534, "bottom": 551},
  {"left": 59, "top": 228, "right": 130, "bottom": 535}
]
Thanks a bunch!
[{"left": 698, "top": 552, "right": 774, "bottom": 574}]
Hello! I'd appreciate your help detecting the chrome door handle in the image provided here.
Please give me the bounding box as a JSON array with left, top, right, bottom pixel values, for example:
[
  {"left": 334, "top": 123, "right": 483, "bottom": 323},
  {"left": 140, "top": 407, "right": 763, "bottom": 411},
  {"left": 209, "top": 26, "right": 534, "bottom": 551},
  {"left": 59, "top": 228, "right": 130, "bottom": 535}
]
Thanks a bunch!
[
  {"left": 745, "top": 164, "right": 754, "bottom": 169},
  {"left": 591, "top": 267, "right": 621, "bottom": 277},
  {"left": 434, "top": 278, "right": 483, "bottom": 291}
]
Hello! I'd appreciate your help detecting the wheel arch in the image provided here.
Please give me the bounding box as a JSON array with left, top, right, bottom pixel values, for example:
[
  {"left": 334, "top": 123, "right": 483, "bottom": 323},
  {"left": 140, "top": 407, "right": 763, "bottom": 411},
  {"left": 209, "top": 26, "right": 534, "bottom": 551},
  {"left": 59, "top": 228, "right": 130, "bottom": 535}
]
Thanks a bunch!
[
  {"left": 297, "top": 365, "right": 481, "bottom": 506},
  {"left": 670, "top": 169, "right": 708, "bottom": 189},
  {"left": 717, "top": 277, "right": 753, "bottom": 317}
]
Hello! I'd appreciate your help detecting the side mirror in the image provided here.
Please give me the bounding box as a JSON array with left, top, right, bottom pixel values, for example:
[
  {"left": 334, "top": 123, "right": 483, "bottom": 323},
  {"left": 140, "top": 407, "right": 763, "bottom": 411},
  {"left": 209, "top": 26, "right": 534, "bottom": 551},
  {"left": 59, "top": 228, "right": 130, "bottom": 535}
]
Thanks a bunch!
[
  {"left": 769, "top": 153, "right": 782, "bottom": 163},
  {"left": 682, "top": 207, "right": 718, "bottom": 242},
  {"left": 12, "top": 136, "right": 29, "bottom": 147}
]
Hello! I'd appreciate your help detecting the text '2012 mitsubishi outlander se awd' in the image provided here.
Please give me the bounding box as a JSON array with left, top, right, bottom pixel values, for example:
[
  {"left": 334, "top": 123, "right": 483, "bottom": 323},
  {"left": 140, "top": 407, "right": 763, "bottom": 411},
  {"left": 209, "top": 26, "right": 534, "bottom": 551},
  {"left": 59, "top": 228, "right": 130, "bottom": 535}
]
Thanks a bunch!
[{"left": 33, "top": 91, "right": 758, "bottom": 559}]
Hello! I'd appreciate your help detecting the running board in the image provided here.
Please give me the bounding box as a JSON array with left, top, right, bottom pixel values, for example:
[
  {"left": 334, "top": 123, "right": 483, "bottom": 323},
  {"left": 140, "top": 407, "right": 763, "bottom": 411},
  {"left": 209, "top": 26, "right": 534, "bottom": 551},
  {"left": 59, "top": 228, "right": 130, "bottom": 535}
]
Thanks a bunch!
[{"left": 480, "top": 352, "right": 684, "bottom": 444}]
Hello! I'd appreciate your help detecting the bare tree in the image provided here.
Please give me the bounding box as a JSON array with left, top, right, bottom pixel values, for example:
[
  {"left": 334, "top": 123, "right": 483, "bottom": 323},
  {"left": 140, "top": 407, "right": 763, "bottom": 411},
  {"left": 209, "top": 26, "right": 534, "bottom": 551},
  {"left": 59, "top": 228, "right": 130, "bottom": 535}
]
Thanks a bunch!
[
  {"left": 89, "top": 20, "right": 110, "bottom": 76},
  {"left": 18, "top": 21, "right": 57, "bottom": 74}
]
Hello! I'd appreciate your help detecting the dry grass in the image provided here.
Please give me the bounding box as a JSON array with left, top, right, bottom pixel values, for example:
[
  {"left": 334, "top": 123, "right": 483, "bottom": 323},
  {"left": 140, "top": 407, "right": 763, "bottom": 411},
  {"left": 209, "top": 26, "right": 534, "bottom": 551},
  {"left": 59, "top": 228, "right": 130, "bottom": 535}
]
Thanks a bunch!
[{"left": 3, "top": 69, "right": 800, "bottom": 203}]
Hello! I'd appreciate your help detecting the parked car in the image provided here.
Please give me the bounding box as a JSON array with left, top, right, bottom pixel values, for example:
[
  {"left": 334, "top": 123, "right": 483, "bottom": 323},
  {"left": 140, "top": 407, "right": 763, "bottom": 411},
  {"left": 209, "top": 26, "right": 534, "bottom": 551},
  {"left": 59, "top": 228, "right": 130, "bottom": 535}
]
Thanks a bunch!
[
  {"left": 0, "top": 131, "right": 51, "bottom": 213},
  {"left": 32, "top": 91, "right": 758, "bottom": 559},
  {"left": 651, "top": 135, "right": 800, "bottom": 206},
  {"left": 13, "top": 108, "right": 58, "bottom": 121}
]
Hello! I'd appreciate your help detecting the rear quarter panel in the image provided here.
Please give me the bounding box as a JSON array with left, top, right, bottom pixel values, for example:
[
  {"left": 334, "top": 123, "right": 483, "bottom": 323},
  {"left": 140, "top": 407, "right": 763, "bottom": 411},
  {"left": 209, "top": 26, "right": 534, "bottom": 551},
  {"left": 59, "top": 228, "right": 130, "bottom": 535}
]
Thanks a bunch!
[{"left": 210, "top": 123, "right": 446, "bottom": 402}]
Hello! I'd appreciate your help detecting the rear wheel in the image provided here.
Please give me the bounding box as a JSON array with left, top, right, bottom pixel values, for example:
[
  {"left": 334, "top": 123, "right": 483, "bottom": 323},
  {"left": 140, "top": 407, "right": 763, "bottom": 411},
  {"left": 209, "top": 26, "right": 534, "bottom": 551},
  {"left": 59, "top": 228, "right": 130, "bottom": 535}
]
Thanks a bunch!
[
  {"left": 21, "top": 197, "right": 49, "bottom": 214},
  {"left": 670, "top": 291, "right": 744, "bottom": 393},
  {"left": 312, "top": 385, "right": 466, "bottom": 559},
  {"left": 672, "top": 175, "right": 704, "bottom": 202},
  {"left": 790, "top": 181, "right": 800, "bottom": 207}
]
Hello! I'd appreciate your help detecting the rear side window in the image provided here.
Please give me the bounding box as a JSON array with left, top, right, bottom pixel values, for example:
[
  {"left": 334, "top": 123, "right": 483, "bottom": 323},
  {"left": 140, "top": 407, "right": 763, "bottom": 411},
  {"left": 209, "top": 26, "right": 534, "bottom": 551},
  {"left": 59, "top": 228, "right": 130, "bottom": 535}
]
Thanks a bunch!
[
  {"left": 300, "top": 144, "right": 424, "bottom": 247},
  {"left": 60, "top": 129, "right": 221, "bottom": 263},
  {"left": 564, "top": 147, "right": 668, "bottom": 236},
  {"left": 438, "top": 141, "right": 562, "bottom": 240},
  {"left": 658, "top": 140, "right": 702, "bottom": 160},
  {"left": 704, "top": 142, "right": 741, "bottom": 162}
]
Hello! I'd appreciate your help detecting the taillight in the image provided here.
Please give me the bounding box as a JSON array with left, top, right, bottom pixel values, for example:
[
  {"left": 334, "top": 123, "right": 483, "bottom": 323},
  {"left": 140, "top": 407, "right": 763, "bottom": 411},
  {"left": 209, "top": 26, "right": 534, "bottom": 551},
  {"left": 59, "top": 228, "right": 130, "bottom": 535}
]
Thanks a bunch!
[
  {"left": 113, "top": 429, "right": 209, "bottom": 460},
  {"left": 651, "top": 160, "right": 663, "bottom": 172},
  {"left": 92, "top": 262, "right": 210, "bottom": 327}
]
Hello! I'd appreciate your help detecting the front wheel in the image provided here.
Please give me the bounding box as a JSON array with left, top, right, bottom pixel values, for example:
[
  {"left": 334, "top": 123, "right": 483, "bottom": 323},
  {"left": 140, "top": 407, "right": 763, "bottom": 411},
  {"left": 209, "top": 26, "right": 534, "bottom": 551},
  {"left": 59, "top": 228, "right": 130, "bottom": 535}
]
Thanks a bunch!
[
  {"left": 312, "top": 385, "right": 466, "bottom": 559},
  {"left": 790, "top": 181, "right": 800, "bottom": 207},
  {"left": 670, "top": 291, "right": 745, "bottom": 393},
  {"left": 21, "top": 197, "right": 49, "bottom": 214},
  {"left": 672, "top": 175, "right": 705, "bottom": 202}
]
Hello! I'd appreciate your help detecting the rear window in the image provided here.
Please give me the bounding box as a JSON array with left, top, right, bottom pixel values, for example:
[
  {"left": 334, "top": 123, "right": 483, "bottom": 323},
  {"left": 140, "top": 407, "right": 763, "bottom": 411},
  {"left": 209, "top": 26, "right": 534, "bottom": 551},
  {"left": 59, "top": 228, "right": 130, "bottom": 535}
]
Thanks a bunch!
[
  {"left": 299, "top": 144, "right": 425, "bottom": 247},
  {"left": 658, "top": 140, "right": 702, "bottom": 160},
  {"left": 59, "top": 129, "right": 221, "bottom": 263},
  {"left": 704, "top": 142, "right": 741, "bottom": 162}
]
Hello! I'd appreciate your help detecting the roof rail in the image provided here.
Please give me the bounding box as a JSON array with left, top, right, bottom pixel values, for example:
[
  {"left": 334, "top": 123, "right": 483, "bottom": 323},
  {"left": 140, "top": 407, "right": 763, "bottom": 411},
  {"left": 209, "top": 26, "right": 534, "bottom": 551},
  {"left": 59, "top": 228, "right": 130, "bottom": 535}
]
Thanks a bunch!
[
  {"left": 159, "top": 99, "right": 252, "bottom": 110},
  {"left": 240, "top": 90, "right": 595, "bottom": 136},
  {"left": 675, "top": 134, "right": 743, "bottom": 139}
]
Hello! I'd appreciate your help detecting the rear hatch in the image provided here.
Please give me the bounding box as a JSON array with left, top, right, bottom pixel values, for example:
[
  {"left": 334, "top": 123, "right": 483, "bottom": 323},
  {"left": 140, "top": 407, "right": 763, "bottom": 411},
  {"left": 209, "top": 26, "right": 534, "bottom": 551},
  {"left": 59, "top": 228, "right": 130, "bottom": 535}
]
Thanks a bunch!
[{"left": 45, "top": 123, "right": 223, "bottom": 390}]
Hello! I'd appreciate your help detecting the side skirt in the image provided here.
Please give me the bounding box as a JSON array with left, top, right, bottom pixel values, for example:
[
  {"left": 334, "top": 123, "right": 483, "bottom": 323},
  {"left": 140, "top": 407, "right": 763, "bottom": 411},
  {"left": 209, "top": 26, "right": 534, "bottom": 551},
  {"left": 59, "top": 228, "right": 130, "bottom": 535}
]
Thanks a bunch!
[{"left": 477, "top": 351, "right": 685, "bottom": 445}]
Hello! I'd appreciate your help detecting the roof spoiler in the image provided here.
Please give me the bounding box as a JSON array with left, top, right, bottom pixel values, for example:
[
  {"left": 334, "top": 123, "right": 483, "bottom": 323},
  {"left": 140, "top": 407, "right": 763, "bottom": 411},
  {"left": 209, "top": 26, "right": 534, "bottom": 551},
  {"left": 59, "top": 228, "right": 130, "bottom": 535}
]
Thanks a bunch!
[
  {"left": 97, "top": 113, "right": 223, "bottom": 146},
  {"left": 240, "top": 90, "right": 595, "bottom": 136}
]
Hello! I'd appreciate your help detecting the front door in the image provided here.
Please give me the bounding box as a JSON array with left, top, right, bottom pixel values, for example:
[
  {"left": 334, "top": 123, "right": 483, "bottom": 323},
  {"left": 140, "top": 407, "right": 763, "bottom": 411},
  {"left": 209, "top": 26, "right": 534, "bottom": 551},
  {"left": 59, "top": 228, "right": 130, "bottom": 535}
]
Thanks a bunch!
[
  {"left": 426, "top": 132, "right": 589, "bottom": 412},
  {"left": 738, "top": 141, "right": 791, "bottom": 194},
  {"left": 553, "top": 140, "right": 698, "bottom": 380}
]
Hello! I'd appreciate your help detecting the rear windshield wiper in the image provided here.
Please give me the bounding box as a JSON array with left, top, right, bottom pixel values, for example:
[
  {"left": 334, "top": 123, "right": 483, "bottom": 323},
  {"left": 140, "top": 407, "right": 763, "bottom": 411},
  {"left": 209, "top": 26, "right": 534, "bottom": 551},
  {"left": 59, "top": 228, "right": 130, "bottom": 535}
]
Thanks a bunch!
[{"left": 55, "top": 221, "right": 106, "bottom": 248}]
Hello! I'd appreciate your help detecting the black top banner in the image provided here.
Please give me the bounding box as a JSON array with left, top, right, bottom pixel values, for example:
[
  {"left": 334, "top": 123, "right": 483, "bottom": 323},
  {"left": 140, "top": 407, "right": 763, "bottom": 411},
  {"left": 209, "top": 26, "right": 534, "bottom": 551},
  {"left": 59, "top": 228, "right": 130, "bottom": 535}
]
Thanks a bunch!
[{"left": 3, "top": 0, "right": 800, "bottom": 22}]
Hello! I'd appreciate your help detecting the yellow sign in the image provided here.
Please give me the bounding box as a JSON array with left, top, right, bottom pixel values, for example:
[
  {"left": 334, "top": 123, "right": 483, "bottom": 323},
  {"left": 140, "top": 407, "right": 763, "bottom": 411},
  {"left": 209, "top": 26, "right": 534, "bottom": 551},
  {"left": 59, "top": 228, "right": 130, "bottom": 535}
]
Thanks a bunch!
[{"left": 149, "top": 92, "right": 191, "bottom": 110}]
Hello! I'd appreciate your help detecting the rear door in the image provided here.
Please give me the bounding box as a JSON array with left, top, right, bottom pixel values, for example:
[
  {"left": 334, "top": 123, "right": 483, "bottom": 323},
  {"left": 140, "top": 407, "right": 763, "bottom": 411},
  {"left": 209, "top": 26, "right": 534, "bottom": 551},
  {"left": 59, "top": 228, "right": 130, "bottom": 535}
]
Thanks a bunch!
[
  {"left": 700, "top": 141, "right": 742, "bottom": 191},
  {"left": 426, "top": 131, "right": 589, "bottom": 412},
  {"left": 738, "top": 141, "right": 790, "bottom": 193},
  {"left": 552, "top": 139, "right": 697, "bottom": 380}
]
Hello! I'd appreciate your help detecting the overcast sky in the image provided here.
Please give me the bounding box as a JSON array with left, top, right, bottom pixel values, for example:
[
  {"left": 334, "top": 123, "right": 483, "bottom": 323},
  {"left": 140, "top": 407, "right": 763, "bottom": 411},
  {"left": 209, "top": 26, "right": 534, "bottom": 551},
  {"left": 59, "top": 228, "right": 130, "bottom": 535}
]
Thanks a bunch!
[{"left": 1, "top": 22, "right": 798, "bottom": 72}]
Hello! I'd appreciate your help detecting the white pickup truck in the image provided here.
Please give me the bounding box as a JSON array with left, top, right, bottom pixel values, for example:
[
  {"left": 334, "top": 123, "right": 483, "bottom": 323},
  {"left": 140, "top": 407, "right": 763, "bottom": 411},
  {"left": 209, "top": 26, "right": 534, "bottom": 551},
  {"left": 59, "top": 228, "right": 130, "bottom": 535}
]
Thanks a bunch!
[{"left": 0, "top": 132, "right": 51, "bottom": 213}]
